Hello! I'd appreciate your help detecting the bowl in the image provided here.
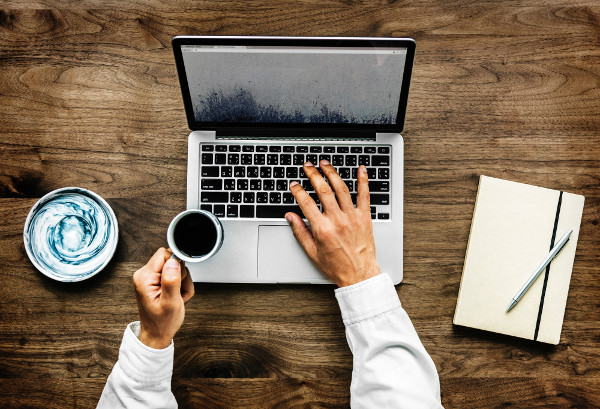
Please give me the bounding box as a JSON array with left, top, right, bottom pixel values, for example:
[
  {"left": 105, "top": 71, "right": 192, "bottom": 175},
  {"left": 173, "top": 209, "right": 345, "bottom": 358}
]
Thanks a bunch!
[{"left": 23, "top": 187, "right": 119, "bottom": 282}]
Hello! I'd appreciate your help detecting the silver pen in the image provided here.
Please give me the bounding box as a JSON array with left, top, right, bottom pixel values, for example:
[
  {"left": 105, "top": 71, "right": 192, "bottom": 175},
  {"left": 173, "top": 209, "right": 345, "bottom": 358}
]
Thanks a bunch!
[{"left": 506, "top": 229, "right": 573, "bottom": 312}]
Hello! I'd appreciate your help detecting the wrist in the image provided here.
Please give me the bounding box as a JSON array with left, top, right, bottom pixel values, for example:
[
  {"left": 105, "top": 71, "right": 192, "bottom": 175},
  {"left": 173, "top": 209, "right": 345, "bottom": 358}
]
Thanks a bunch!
[
  {"left": 336, "top": 264, "right": 381, "bottom": 287},
  {"left": 138, "top": 327, "right": 172, "bottom": 349}
]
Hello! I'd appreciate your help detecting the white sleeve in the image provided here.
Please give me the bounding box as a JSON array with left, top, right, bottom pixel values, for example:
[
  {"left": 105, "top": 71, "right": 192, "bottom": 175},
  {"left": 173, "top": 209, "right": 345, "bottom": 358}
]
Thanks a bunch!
[
  {"left": 97, "top": 321, "right": 178, "bottom": 409},
  {"left": 335, "top": 274, "right": 443, "bottom": 409}
]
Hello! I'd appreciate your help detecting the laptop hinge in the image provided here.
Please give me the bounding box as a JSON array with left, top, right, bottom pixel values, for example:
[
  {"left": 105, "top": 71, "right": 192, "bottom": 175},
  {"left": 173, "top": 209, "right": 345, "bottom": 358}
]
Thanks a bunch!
[{"left": 215, "top": 128, "right": 376, "bottom": 141}]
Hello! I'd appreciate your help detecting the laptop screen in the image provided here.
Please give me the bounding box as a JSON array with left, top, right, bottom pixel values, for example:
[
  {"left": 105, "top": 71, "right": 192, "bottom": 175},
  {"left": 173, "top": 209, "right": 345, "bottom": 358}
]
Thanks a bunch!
[{"left": 173, "top": 37, "right": 415, "bottom": 133}]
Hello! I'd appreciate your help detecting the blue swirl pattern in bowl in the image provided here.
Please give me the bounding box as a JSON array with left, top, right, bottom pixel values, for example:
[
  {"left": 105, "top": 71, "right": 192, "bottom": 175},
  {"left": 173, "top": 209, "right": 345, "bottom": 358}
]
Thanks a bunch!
[{"left": 23, "top": 187, "right": 118, "bottom": 282}]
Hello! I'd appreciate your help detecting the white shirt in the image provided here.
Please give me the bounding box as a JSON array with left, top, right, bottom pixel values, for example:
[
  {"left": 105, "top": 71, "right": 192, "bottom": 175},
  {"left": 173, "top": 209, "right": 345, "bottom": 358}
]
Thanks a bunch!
[{"left": 98, "top": 274, "right": 443, "bottom": 408}]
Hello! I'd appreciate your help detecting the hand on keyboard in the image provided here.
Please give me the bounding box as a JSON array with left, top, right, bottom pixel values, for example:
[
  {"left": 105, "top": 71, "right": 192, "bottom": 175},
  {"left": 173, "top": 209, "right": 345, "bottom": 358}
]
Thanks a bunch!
[{"left": 286, "top": 160, "right": 381, "bottom": 287}]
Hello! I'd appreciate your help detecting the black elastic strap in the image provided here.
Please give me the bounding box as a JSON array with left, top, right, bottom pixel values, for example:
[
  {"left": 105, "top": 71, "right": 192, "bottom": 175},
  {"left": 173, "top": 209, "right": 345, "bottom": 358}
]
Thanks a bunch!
[{"left": 534, "top": 191, "right": 563, "bottom": 341}]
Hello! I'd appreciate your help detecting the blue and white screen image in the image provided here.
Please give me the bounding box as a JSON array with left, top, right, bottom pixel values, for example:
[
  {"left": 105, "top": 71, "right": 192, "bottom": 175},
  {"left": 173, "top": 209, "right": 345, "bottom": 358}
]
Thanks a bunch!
[{"left": 181, "top": 45, "right": 407, "bottom": 124}]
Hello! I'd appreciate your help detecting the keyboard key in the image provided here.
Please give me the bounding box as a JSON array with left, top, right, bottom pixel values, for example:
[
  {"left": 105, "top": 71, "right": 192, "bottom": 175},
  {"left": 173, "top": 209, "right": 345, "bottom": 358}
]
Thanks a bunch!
[
  {"left": 332, "top": 155, "right": 344, "bottom": 166},
  {"left": 283, "top": 146, "right": 295, "bottom": 152},
  {"left": 215, "top": 153, "right": 227, "bottom": 164},
  {"left": 352, "top": 168, "right": 358, "bottom": 179},
  {"left": 369, "top": 181, "right": 390, "bottom": 192},
  {"left": 344, "top": 180, "right": 353, "bottom": 191},
  {"left": 256, "top": 205, "right": 305, "bottom": 219},
  {"left": 372, "top": 155, "right": 390, "bottom": 166},
  {"left": 234, "top": 166, "right": 245, "bottom": 177},
  {"left": 263, "top": 179, "right": 275, "bottom": 191},
  {"left": 267, "top": 154, "right": 278, "bottom": 165},
  {"left": 309, "top": 193, "right": 320, "bottom": 204},
  {"left": 247, "top": 166, "right": 259, "bottom": 178},
  {"left": 260, "top": 167, "right": 271, "bottom": 178},
  {"left": 286, "top": 167, "right": 298, "bottom": 178},
  {"left": 201, "top": 166, "right": 219, "bottom": 177},
  {"left": 201, "top": 153, "right": 213, "bottom": 164},
  {"left": 280, "top": 154, "right": 291, "bottom": 165},
  {"left": 256, "top": 145, "right": 268, "bottom": 152},
  {"left": 378, "top": 146, "right": 390, "bottom": 154},
  {"left": 224, "top": 179, "right": 235, "bottom": 190},
  {"left": 276, "top": 180, "right": 288, "bottom": 191},
  {"left": 307, "top": 154, "right": 317, "bottom": 164},
  {"left": 345, "top": 155, "right": 357, "bottom": 166},
  {"left": 230, "top": 192, "right": 242, "bottom": 203},
  {"left": 227, "top": 153, "right": 239, "bottom": 165},
  {"left": 310, "top": 146, "right": 322, "bottom": 153},
  {"left": 337, "top": 146, "right": 349, "bottom": 153},
  {"left": 237, "top": 179, "right": 248, "bottom": 190},
  {"left": 200, "top": 204, "right": 212, "bottom": 212},
  {"left": 324, "top": 146, "right": 335, "bottom": 153},
  {"left": 215, "top": 145, "right": 227, "bottom": 152},
  {"left": 269, "top": 192, "right": 281, "bottom": 204},
  {"left": 367, "top": 168, "right": 377, "bottom": 179},
  {"left": 298, "top": 167, "right": 306, "bottom": 178},
  {"left": 229, "top": 145, "right": 241, "bottom": 152},
  {"left": 201, "top": 192, "right": 228, "bottom": 203},
  {"left": 297, "top": 146, "right": 308, "bottom": 153},
  {"left": 250, "top": 179, "right": 261, "bottom": 190},
  {"left": 339, "top": 168, "right": 350, "bottom": 179},
  {"left": 242, "top": 145, "right": 254, "bottom": 152},
  {"left": 254, "top": 154, "right": 265, "bottom": 165},
  {"left": 214, "top": 204, "right": 225, "bottom": 217},
  {"left": 241, "top": 154, "right": 253, "bottom": 165},
  {"left": 243, "top": 192, "right": 255, "bottom": 203},
  {"left": 319, "top": 154, "right": 331, "bottom": 163},
  {"left": 269, "top": 146, "right": 282, "bottom": 152},
  {"left": 283, "top": 192, "right": 295, "bottom": 204},
  {"left": 201, "top": 179, "right": 222, "bottom": 190},
  {"left": 302, "top": 180, "right": 313, "bottom": 191},
  {"left": 364, "top": 146, "right": 376, "bottom": 153},
  {"left": 240, "top": 205, "right": 254, "bottom": 218},
  {"left": 257, "top": 192, "right": 268, "bottom": 203},
  {"left": 378, "top": 168, "right": 389, "bottom": 179},
  {"left": 351, "top": 147, "right": 362, "bottom": 153},
  {"left": 273, "top": 167, "right": 285, "bottom": 178},
  {"left": 370, "top": 194, "right": 390, "bottom": 205},
  {"left": 221, "top": 166, "right": 232, "bottom": 177},
  {"left": 378, "top": 213, "right": 390, "bottom": 220},
  {"left": 293, "top": 154, "right": 305, "bottom": 165},
  {"left": 202, "top": 145, "right": 214, "bottom": 151},
  {"left": 358, "top": 155, "right": 370, "bottom": 166},
  {"left": 227, "top": 205, "right": 238, "bottom": 217},
  {"left": 371, "top": 213, "right": 377, "bottom": 219}
]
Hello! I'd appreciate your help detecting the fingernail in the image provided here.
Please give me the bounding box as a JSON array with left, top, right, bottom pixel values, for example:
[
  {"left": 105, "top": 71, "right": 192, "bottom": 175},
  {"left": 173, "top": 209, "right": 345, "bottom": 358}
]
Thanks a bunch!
[
  {"left": 360, "top": 165, "right": 367, "bottom": 174},
  {"left": 320, "top": 159, "right": 330, "bottom": 166},
  {"left": 304, "top": 161, "right": 314, "bottom": 167},
  {"left": 290, "top": 181, "right": 299, "bottom": 188},
  {"left": 165, "top": 258, "right": 179, "bottom": 269}
]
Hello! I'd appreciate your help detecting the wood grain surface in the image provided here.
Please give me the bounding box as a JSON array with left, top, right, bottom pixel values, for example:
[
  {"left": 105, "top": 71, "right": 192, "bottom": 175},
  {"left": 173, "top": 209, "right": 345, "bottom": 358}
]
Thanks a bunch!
[{"left": 1, "top": 1, "right": 599, "bottom": 408}]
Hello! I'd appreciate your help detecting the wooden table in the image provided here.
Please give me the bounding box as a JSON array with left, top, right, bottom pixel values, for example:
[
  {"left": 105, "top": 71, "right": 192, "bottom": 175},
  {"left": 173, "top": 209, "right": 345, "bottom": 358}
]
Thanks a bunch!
[{"left": 1, "top": 1, "right": 599, "bottom": 407}]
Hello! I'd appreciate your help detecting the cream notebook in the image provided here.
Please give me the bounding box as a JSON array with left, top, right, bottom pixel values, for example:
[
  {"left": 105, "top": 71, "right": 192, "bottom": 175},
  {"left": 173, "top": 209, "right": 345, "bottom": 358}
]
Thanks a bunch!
[{"left": 454, "top": 176, "right": 584, "bottom": 344}]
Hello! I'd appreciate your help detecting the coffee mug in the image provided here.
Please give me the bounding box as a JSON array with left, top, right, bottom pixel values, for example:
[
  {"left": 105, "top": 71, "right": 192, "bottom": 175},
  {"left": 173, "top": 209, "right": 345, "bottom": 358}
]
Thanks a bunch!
[{"left": 167, "top": 209, "right": 224, "bottom": 263}]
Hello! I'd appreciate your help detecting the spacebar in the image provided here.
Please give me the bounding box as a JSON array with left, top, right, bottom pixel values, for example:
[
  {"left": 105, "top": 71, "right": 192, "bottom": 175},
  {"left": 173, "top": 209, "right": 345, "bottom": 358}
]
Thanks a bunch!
[{"left": 256, "top": 205, "right": 305, "bottom": 219}]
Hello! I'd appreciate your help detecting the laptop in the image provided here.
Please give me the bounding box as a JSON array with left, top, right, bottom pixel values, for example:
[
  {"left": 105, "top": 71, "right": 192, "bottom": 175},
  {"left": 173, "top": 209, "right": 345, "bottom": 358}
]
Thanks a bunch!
[{"left": 171, "top": 36, "right": 415, "bottom": 284}]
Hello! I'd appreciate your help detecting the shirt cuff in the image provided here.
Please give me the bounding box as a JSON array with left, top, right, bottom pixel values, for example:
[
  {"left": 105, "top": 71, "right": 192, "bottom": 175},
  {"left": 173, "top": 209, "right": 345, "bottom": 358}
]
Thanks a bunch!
[
  {"left": 117, "top": 321, "right": 174, "bottom": 384},
  {"left": 334, "top": 273, "right": 401, "bottom": 326}
]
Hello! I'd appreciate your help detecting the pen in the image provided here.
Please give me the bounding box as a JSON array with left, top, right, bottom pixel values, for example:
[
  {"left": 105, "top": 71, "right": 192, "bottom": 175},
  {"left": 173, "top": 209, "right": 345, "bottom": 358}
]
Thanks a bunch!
[{"left": 506, "top": 229, "right": 573, "bottom": 312}]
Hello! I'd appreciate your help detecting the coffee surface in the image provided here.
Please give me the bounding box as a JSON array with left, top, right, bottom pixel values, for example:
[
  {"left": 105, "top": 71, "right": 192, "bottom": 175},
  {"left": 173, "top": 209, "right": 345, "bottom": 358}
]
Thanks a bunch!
[{"left": 173, "top": 213, "right": 217, "bottom": 257}]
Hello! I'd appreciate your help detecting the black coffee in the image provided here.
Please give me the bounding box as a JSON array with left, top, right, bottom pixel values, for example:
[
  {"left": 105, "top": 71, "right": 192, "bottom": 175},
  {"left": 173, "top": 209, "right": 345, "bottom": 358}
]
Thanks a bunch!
[{"left": 173, "top": 213, "right": 217, "bottom": 257}]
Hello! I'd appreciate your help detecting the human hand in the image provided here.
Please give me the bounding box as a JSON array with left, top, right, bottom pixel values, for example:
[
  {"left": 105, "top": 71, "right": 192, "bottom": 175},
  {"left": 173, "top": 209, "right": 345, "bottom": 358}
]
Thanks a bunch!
[
  {"left": 286, "top": 160, "right": 380, "bottom": 287},
  {"left": 132, "top": 248, "right": 195, "bottom": 349}
]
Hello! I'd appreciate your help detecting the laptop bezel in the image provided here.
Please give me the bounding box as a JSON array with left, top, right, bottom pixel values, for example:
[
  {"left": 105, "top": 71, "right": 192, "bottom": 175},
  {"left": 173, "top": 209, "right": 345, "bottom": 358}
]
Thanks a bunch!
[{"left": 172, "top": 36, "right": 415, "bottom": 135}]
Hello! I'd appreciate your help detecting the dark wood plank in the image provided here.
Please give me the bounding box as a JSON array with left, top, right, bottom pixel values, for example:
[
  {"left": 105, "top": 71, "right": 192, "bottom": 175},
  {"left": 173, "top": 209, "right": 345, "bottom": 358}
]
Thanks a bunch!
[{"left": 1, "top": 1, "right": 600, "bottom": 408}]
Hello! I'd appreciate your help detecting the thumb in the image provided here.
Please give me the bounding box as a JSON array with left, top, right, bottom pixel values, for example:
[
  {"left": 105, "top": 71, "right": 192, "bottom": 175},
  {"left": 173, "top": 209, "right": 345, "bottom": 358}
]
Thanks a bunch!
[{"left": 161, "top": 258, "right": 182, "bottom": 301}]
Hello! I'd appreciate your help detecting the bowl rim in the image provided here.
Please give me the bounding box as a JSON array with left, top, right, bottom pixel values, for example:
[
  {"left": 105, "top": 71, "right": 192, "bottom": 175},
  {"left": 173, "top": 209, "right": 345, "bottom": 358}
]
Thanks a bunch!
[{"left": 23, "top": 187, "right": 119, "bottom": 282}]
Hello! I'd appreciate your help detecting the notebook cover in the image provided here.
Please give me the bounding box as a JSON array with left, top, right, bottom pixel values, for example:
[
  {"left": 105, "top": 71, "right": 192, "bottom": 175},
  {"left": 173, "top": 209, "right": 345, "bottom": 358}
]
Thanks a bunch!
[{"left": 453, "top": 176, "right": 584, "bottom": 344}]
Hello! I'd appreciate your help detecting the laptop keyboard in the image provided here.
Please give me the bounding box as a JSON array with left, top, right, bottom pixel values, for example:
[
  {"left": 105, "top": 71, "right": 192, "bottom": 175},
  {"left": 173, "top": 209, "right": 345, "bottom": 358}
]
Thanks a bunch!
[{"left": 199, "top": 143, "right": 391, "bottom": 220}]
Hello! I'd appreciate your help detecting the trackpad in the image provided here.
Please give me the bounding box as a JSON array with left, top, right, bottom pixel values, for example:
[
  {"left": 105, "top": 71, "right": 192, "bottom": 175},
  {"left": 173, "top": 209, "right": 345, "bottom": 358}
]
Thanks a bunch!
[{"left": 258, "top": 225, "right": 329, "bottom": 282}]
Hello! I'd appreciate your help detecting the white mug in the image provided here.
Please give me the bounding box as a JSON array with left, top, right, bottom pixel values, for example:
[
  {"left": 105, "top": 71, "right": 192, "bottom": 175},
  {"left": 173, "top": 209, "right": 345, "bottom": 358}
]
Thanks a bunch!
[{"left": 167, "top": 209, "right": 224, "bottom": 263}]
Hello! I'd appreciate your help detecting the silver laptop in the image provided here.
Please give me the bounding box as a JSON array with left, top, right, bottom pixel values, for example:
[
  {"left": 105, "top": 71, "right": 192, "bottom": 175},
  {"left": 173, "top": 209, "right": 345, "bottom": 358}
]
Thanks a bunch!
[{"left": 172, "top": 36, "right": 415, "bottom": 284}]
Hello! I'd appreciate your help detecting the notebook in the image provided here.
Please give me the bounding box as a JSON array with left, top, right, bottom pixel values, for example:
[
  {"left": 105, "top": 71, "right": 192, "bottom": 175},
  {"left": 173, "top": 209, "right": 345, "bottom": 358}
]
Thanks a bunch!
[{"left": 453, "top": 175, "right": 585, "bottom": 344}]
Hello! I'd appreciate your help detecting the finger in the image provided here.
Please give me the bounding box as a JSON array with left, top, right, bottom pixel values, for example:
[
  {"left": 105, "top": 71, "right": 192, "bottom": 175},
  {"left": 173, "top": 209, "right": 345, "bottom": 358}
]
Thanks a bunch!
[
  {"left": 161, "top": 257, "right": 182, "bottom": 301},
  {"left": 356, "top": 165, "right": 371, "bottom": 212},
  {"left": 285, "top": 212, "right": 318, "bottom": 261},
  {"left": 146, "top": 247, "right": 172, "bottom": 273},
  {"left": 289, "top": 180, "right": 323, "bottom": 221},
  {"left": 304, "top": 162, "right": 339, "bottom": 213},
  {"left": 319, "top": 159, "right": 354, "bottom": 211},
  {"left": 181, "top": 266, "right": 195, "bottom": 303}
]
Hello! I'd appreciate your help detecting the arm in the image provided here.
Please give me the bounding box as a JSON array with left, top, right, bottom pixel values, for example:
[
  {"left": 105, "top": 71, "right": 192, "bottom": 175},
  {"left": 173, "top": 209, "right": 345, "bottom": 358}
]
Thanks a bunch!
[
  {"left": 286, "top": 160, "right": 443, "bottom": 409},
  {"left": 97, "top": 248, "right": 195, "bottom": 409}
]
